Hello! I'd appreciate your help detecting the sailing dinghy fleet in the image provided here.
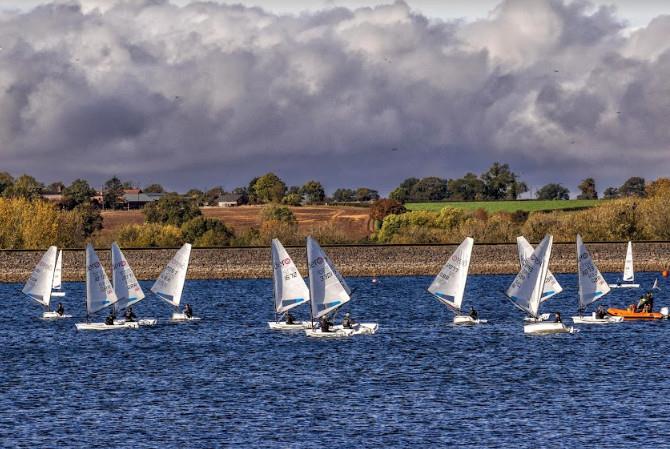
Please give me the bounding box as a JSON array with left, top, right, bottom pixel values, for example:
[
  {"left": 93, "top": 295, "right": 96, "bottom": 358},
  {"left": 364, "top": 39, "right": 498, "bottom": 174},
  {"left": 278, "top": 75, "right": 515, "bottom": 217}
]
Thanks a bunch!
[{"left": 22, "top": 246, "right": 71, "bottom": 319}]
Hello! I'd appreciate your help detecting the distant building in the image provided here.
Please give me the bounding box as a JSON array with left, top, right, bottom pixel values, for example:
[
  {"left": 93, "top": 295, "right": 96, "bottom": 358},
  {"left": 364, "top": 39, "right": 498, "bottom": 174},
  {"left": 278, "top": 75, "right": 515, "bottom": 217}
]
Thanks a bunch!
[
  {"left": 42, "top": 193, "right": 63, "bottom": 203},
  {"left": 217, "top": 193, "right": 242, "bottom": 207},
  {"left": 123, "top": 189, "right": 164, "bottom": 209}
]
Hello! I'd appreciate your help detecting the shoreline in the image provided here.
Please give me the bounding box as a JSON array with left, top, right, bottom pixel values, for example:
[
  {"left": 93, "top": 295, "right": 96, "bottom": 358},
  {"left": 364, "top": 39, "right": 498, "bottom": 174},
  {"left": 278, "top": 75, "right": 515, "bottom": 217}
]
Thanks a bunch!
[{"left": 1, "top": 242, "right": 669, "bottom": 282}]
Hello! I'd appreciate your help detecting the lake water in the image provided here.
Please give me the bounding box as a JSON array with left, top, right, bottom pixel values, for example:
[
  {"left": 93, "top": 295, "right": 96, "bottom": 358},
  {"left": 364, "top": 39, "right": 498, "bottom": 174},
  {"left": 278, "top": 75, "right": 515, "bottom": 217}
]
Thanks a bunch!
[{"left": 0, "top": 272, "right": 668, "bottom": 448}]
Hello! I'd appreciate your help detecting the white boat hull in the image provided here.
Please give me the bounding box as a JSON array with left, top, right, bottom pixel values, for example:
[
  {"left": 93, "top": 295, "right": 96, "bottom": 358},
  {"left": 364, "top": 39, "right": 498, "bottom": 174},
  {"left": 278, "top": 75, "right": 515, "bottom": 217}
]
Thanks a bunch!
[
  {"left": 524, "top": 313, "right": 551, "bottom": 323},
  {"left": 114, "top": 318, "right": 158, "bottom": 326},
  {"left": 572, "top": 313, "right": 624, "bottom": 324},
  {"left": 42, "top": 311, "right": 72, "bottom": 319},
  {"left": 171, "top": 312, "right": 201, "bottom": 322},
  {"left": 75, "top": 322, "right": 140, "bottom": 331},
  {"left": 608, "top": 284, "right": 640, "bottom": 288},
  {"left": 51, "top": 291, "right": 66, "bottom": 297},
  {"left": 268, "top": 321, "right": 312, "bottom": 330},
  {"left": 305, "top": 323, "right": 378, "bottom": 338},
  {"left": 453, "top": 315, "right": 488, "bottom": 325},
  {"left": 524, "top": 322, "right": 574, "bottom": 335}
]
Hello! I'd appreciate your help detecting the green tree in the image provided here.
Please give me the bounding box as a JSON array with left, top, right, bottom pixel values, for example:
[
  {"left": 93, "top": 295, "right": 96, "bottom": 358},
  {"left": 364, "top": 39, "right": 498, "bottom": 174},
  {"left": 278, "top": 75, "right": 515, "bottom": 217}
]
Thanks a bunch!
[
  {"left": 46, "top": 181, "right": 65, "bottom": 193},
  {"left": 181, "top": 216, "right": 234, "bottom": 246},
  {"left": 300, "top": 180, "right": 325, "bottom": 204},
  {"left": 409, "top": 177, "right": 447, "bottom": 201},
  {"left": 577, "top": 177, "right": 598, "bottom": 199},
  {"left": 205, "top": 186, "right": 226, "bottom": 206},
  {"left": 232, "top": 187, "right": 249, "bottom": 205},
  {"left": 185, "top": 189, "right": 205, "bottom": 206},
  {"left": 3, "top": 174, "right": 44, "bottom": 200},
  {"left": 536, "top": 183, "right": 570, "bottom": 200},
  {"left": 0, "top": 172, "right": 13, "bottom": 196},
  {"left": 370, "top": 199, "right": 406, "bottom": 229},
  {"left": 103, "top": 176, "right": 125, "bottom": 209},
  {"left": 143, "top": 183, "right": 165, "bottom": 193},
  {"left": 143, "top": 193, "right": 202, "bottom": 226},
  {"left": 332, "top": 188, "right": 355, "bottom": 202},
  {"left": 75, "top": 203, "right": 103, "bottom": 236},
  {"left": 619, "top": 177, "right": 646, "bottom": 197},
  {"left": 389, "top": 177, "right": 420, "bottom": 202},
  {"left": 480, "top": 162, "right": 525, "bottom": 200},
  {"left": 246, "top": 177, "right": 260, "bottom": 204},
  {"left": 447, "top": 173, "right": 485, "bottom": 200},
  {"left": 62, "top": 179, "right": 96, "bottom": 210},
  {"left": 354, "top": 187, "right": 380, "bottom": 202},
  {"left": 603, "top": 187, "right": 619, "bottom": 199},
  {"left": 261, "top": 204, "right": 296, "bottom": 224},
  {"left": 253, "top": 173, "right": 286, "bottom": 203},
  {"left": 282, "top": 193, "right": 303, "bottom": 206}
]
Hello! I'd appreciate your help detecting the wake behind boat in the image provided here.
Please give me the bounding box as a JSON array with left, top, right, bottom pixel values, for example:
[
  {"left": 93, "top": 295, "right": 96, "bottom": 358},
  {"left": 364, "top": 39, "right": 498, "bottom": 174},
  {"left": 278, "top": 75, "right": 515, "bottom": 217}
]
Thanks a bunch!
[
  {"left": 608, "top": 241, "right": 640, "bottom": 288},
  {"left": 304, "top": 236, "right": 377, "bottom": 338},
  {"left": 268, "top": 238, "right": 311, "bottom": 330},
  {"left": 506, "top": 235, "right": 574, "bottom": 335},
  {"left": 427, "top": 237, "right": 487, "bottom": 325},
  {"left": 151, "top": 243, "right": 199, "bottom": 322},
  {"left": 22, "top": 246, "right": 71, "bottom": 319},
  {"left": 75, "top": 244, "right": 139, "bottom": 331}
]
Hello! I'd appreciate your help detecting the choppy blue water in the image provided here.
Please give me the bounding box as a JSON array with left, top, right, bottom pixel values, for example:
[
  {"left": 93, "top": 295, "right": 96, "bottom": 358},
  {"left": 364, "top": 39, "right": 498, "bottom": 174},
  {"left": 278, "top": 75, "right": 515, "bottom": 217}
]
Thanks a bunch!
[{"left": 0, "top": 272, "right": 668, "bottom": 448}]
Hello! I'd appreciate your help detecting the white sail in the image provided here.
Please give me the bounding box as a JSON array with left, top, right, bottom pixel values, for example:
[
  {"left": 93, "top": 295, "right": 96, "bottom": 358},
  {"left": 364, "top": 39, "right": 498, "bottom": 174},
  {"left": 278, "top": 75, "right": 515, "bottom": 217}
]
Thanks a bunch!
[
  {"left": 52, "top": 249, "right": 63, "bottom": 290},
  {"left": 307, "top": 236, "right": 350, "bottom": 319},
  {"left": 652, "top": 278, "right": 660, "bottom": 290},
  {"left": 112, "top": 242, "right": 146, "bottom": 310},
  {"left": 506, "top": 235, "right": 553, "bottom": 318},
  {"left": 428, "top": 237, "right": 473, "bottom": 312},
  {"left": 151, "top": 243, "right": 191, "bottom": 308},
  {"left": 577, "top": 235, "right": 611, "bottom": 310},
  {"left": 272, "top": 239, "right": 310, "bottom": 314},
  {"left": 22, "top": 246, "right": 58, "bottom": 308},
  {"left": 517, "top": 236, "right": 563, "bottom": 301},
  {"left": 623, "top": 241, "right": 634, "bottom": 282},
  {"left": 85, "top": 243, "right": 118, "bottom": 315}
]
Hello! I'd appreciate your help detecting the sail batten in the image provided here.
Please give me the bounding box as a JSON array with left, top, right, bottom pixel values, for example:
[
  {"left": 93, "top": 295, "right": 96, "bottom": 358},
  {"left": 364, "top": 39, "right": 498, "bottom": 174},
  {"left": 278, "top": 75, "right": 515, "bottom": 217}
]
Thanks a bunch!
[
  {"left": 272, "top": 239, "right": 310, "bottom": 314},
  {"left": 22, "top": 246, "right": 58, "bottom": 308},
  {"left": 506, "top": 235, "right": 553, "bottom": 318},
  {"left": 151, "top": 243, "right": 191, "bottom": 308},
  {"left": 85, "top": 244, "right": 118, "bottom": 315},
  {"left": 112, "top": 242, "right": 146, "bottom": 310},
  {"left": 307, "top": 236, "right": 350, "bottom": 319},
  {"left": 577, "top": 235, "right": 611, "bottom": 310},
  {"left": 428, "top": 237, "right": 473, "bottom": 313}
]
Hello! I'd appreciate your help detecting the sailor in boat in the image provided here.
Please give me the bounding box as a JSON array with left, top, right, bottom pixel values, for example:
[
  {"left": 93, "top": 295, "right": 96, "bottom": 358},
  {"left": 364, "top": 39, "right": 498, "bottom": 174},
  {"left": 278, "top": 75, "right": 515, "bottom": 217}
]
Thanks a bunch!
[
  {"left": 319, "top": 315, "right": 332, "bottom": 332},
  {"left": 124, "top": 307, "right": 137, "bottom": 322},
  {"left": 285, "top": 311, "right": 295, "bottom": 325},
  {"left": 342, "top": 312, "right": 355, "bottom": 329},
  {"left": 56, "top": 303, "right": 65, "bottom": 317},
  {"left": 595, "top": 305, "right": 607, "bottom": 320},
  {"left": 554, "top": 312, "right": 562, "bottom": 323},
  {"left": 469, "top": 307, "right": 478, "bottom": 320},
  {"left": 184, "top": 303, "right": 193, "bottom": 319},
  {"left": 105, "top": 310, "right": 116, "bottom": 326}
]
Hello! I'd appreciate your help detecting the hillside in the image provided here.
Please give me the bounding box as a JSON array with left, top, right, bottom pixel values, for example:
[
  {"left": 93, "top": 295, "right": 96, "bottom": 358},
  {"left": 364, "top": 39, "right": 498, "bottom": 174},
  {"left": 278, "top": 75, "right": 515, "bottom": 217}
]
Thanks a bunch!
[{"left": 406, "top": 199, "right": 600, "bottom": 213}]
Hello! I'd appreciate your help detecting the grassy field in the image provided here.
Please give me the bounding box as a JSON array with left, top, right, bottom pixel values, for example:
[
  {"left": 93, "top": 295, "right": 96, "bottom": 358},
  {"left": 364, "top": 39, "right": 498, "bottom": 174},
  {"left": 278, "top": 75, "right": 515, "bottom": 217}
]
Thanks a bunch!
[{"left": 406, "top": 199, "right": 600, "bottom": 213}]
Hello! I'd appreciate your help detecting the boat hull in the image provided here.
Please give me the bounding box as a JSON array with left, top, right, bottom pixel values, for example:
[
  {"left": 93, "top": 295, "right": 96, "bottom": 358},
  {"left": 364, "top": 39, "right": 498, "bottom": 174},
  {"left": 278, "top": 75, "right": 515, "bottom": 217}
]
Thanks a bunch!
[
  {"left": 453, "top": 315, "right": 488, "bottom": 325},
  {"left": 42, "top": 311, "right": 72, "bottom": 319},
  {"left": 114, "top": 318, "right": 157, "bottom": 326},
  {"left": 608, "top": 284, "right": 640, "bottom": 288},
  {"left": 171, "top": 312, "right": 201, "bottom": 322},
  {"left": 607, "top": 308, "right": 667, "bottom": 320},
  {"left": 524, "top": 313, "right": 551, "bottom": 323},
  {"left": 524, "top": 322, "right": 574, "bottom": 335},
  {"left": 268, "top": 321, "right": 312, "bottom": 330},
  {"left": 75, "top": 322, "right": 140, "bottom": 331},
  {"left": 305, "top": 323, "right": 378, "bottom": 338},
  {"left": 572, "top": 314, "right": 623, "bottom": 324}
]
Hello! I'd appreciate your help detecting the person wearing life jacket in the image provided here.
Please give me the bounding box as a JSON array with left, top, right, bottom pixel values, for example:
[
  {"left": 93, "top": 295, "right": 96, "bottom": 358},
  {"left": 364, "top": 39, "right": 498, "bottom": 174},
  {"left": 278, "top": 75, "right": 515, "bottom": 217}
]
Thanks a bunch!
[
  {"left": 285, "top": 311, "right": 295, "bottom": 325},
  {"left": 342, "top": 313, "right": 355, "bottom": 329},
  {"left": 469, "top": 307, "right": 478, "bottom": 320},
  {"left": 125, "top": 307, "right": 137, "bottom": 322},
  {"left": 105, "top": 310, "right": 116, "bottom": 325},
  {"left": 320, "top": 315, "right": 332, "bottom": 332},
  {"left": 595, "top": 305, "right": 607, "bottom": 319},
  {"left": 554, "top": 312, "right": 562, "bottom": 323},
  {"left": 56, "top": 303, "right": 65, "bottom": 316},
  {"left": 183, "top": 303, "right": 193, "bottom": 318}
]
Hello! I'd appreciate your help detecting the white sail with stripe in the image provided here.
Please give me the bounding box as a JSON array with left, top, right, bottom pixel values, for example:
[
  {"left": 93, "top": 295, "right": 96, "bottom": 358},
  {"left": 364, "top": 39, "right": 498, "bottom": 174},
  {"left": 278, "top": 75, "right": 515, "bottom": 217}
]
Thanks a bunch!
[
  {"left": 506, "top": 235, "right": 553, "bottom": 318},
  {"left": 307, "top": 236, "right": 350, "bottom": 319},
  {"left": 86, "top": 244, "right": 119, "bottom": 315},
  {"left": 52, "top": 249, "right": 63, "bottom": 290},
  {"left": 22, "top": 246, "right": 58, "bottom": 308},
  {"left": 517, "top": 236, "right": 562, "bottom": 302},
  {"left": 151, "top": 243, "right": 191, "bottom": 308},
  {"left": 577, "top": 235, "right": 611, "bottom": 310},
  {"left": 623, "top": 241, "right": 634, "bottom": 282},
  {"left": 112, "top": 242, "right": 146, "bottom": 310},
  {"left": 427, "top": 237, "right": 473, "bottom": 313},
  {"left": 272, "top": 238, "right": 310, "bottom": 314}
]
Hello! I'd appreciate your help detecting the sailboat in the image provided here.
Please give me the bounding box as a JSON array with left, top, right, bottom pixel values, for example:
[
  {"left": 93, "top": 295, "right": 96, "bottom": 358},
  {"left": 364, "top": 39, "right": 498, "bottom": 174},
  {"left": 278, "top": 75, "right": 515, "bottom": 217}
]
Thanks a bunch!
[
  {"left": 51, "top": 249, "right": 66, "bottom": 297},
  {"left": 304, "top": 236, "right": 377, "bottom": 337},
  {"left": 427, "top": 237, "right": 486, "bottom": 325},
  {"left": 22, "top": 246, "right": 71, "bottom": 319},
  {"left": 608, "top": 241, "right": 640, "bottom": 288},
  {"left": 151, "top": 243, "right": 198, "bottom": 321},
  {"left": 506, "top": 235, "right": 573, "bottom": 334},
  {"left": 268, "top": 238, "right": 312, "bottom": 330},
  {"left": 75, "top": 244, "right": 139, "bottom": 330},
  {"left": 517, "top": 236, "right": 563, "bottom": 313},
  {"left": 111, "top": 242, "right": 157, "bottom": 326},
  {"left": 572, "top": 235, "right": 623, "bottom": 324}
]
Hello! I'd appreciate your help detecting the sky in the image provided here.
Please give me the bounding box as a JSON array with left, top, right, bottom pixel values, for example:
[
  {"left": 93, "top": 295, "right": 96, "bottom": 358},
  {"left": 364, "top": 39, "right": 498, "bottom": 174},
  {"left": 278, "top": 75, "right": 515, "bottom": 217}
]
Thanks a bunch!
[{"left": 0, "top": 0, "right": 669, "bottom": 195}]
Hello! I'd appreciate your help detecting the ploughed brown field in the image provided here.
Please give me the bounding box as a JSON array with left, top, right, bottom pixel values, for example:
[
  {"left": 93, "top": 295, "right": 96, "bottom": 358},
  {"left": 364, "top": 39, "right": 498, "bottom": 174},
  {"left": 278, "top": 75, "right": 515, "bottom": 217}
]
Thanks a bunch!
[{"left": 99, "top": 205, "right": 371, "bottom": 242}]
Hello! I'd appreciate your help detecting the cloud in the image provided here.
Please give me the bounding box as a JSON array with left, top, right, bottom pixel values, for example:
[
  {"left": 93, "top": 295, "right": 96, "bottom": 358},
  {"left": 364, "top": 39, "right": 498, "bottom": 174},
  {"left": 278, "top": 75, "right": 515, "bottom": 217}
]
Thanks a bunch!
[{"left": 0, "top": 0, "right": 668, "bottom": 194}]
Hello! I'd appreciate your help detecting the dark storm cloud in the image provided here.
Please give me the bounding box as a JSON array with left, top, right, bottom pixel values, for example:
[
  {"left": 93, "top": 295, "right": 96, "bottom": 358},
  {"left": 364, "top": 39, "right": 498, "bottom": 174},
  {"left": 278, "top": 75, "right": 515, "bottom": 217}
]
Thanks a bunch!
[{"left": 0, "top": 0, "right": 668, "bottom": 193}]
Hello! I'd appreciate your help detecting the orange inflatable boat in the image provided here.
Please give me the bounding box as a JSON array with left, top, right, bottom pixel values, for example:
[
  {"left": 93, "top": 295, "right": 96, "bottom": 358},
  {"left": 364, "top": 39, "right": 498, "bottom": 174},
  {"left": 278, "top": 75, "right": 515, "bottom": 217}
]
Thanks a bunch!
[{"left": 607, "top": 305, "right": 668, "bottom": 320}]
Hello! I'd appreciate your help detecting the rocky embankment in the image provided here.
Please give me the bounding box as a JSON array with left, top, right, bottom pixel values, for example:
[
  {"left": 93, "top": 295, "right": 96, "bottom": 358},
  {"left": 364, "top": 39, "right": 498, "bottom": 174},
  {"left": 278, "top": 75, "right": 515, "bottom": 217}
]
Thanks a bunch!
[{"left": 1, "top": 242, "right": 669, "bottom": 282}]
